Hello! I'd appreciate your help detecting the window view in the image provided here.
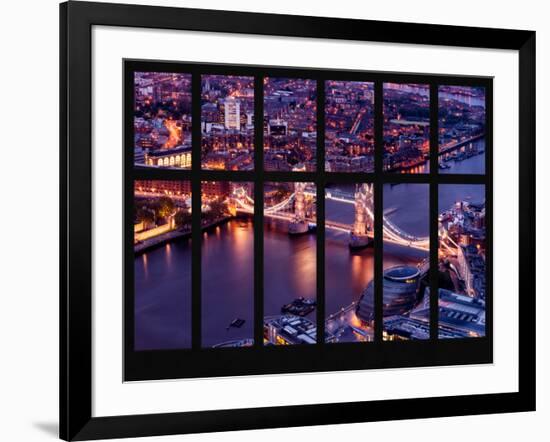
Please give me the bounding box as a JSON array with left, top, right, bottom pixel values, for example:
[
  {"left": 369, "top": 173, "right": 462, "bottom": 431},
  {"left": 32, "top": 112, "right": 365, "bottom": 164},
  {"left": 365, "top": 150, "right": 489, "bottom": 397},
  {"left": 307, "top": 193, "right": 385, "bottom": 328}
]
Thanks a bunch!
[
  {"left": 383, "top": 83, "right": 430, "bottom": 173},
  {"left": 379, "top": 184, "right": 430, "bottom": 340},
  {"left": 133, "top": 180, "right": 192, "bottom": 349},
  {"left": 438, "top": 184, "right": 486, "bottom": 338},
  {"left": 438, "top": 86, "right": 486, "bottom": 174},
  {"left": 130, "top": 65, "right": 489, "bottom": 359},
  {"left": 134, "top": 72, "right": 192, "bottom": 169},
  {"left": 201, "top": 75, "right": 255, "bottom": 170},
  {"left": 201, "top": 181, "right": 255, "bottom": 347},
  {"left": 325, "top": 183, "right": 374, "bottom": 343},
  {"left": 325, "top": 81, "right": 375, "bottom": 173},
  {"left": 263, "top": 77, "right": 317, "bottom": 171},
  {"left": 263, "top": 182, "right": 317, "bottom": 345}
]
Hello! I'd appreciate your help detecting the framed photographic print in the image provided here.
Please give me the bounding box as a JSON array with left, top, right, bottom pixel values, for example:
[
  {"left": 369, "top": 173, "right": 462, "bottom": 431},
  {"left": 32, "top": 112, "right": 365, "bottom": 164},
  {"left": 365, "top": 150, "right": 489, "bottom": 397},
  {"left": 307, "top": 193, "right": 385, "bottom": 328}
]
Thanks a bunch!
[{"left": 60, "top": 1, "right": 536, "bottom": 440}]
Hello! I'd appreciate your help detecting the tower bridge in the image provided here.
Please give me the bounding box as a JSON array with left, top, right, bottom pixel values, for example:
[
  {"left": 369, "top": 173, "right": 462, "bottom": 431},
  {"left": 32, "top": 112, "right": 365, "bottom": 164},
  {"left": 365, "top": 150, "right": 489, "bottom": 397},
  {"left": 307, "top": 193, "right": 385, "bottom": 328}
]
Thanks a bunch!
[{"left": 229, "top": 183, "right": 429, "bottom": 251}]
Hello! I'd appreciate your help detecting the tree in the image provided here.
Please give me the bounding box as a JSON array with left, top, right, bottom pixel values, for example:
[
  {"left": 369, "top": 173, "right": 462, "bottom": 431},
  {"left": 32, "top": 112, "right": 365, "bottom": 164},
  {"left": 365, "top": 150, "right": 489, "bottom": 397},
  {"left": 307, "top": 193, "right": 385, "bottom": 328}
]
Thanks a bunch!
[
  {"left": 208, "top": 200, "right": 227, "bottom": 218},
  {"left": 135, "top": 207, "right": 155, "bottom": 228},
  {"left": 153, "top": 196, "right": 175, "bottom": 219},
  {"left": 174, "top": 210, "right": 192, "bottom": 229}
]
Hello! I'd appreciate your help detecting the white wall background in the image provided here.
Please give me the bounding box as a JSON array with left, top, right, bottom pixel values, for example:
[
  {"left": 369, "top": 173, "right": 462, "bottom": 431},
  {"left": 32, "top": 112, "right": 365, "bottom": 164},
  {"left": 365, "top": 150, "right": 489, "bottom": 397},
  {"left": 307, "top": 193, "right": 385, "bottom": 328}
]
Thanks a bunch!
[{"left": 0, "top": 0, "right": 546, "bottom": 441}]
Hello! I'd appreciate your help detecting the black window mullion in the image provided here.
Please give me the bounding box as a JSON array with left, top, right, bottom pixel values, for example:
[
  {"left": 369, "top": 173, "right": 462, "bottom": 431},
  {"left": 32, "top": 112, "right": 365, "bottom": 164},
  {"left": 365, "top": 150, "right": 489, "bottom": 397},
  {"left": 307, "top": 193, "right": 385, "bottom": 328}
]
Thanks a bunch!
[
  {"left": 317, "top": 78, "right": 326, "bottom": 172},
  {"left": 373, "top": 81, "right": 384, "bottom": 342},
  {"left": 429, "top": 83, "right": 439, "bottom": 340},
  {"left": 430, "top": 83, "right": 439, "bottom": 175},
  {"left": 316, "top": 79, "right": 326, "bottom": 344},
  {"left": 191, "top": 71, "right": 202, "bottom": 349},
  {"left": 254, "top": 75, "right": 264, "bottom": 347}
]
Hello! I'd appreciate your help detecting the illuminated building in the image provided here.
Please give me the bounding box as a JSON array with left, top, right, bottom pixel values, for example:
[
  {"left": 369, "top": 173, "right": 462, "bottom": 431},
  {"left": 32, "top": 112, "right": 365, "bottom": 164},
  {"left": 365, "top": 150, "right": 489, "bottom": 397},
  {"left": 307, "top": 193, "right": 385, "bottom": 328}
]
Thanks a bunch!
[
  {"left": 457, "top": 244, "right": 486, "bottom": 299},
  {"left": 134, "top": 180, "right": 191, "bottom": 196},
  {"left": 383, "top": 316, "right": 430, "bottom": 340},
  {"left": 436, "top": 288, "right": 486, "bottom": 338},
  {"left": 144, "top": 144, "right": 192, "bottom": 168},
  {"left": 201, "top": 181, "right": 230, "bottom": 198},
  {"left": 264, "top": 315, "right": 317, "bottom": 345},
  {"left": 268, "top": 118, "right": 288, "bottom": 136},
  {"left": 224, "top": 96, "right": 241, "bottom": 130},
  {"left": 355, "top": 265, "right": 422, "bottom": 323},
  {"left": 212, "top": 339, "right": 254, "bottom": 348}
]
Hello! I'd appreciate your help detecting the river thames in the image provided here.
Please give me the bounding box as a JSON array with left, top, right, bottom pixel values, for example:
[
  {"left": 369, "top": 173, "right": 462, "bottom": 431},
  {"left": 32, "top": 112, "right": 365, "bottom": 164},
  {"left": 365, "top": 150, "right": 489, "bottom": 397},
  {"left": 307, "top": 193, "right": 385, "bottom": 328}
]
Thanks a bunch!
[{"left": 134, "top": 153, "right": 485, "bottom": 349}]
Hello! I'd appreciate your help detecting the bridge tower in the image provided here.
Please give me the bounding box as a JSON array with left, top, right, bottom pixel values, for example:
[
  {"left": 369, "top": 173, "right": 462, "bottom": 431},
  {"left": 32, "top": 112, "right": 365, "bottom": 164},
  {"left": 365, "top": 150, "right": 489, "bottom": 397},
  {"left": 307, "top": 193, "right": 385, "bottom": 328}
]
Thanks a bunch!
[
  {"left": 293, "top": 182, "right": 306, "bottom": 221},
  {"left": 353, "top": 184, "right": 368, "bottom": 235},
  {"left": 226, "top": 196, "right": 237, "bottom": 217},
  {"left": 289, "top": 182, "right": 309, "bottom": 235},
  {"left": 349, "top": 183, "right": 373, "bottom": 249},
  {"left": 226, "top": 187, "right": 244, "bottom": 217}
]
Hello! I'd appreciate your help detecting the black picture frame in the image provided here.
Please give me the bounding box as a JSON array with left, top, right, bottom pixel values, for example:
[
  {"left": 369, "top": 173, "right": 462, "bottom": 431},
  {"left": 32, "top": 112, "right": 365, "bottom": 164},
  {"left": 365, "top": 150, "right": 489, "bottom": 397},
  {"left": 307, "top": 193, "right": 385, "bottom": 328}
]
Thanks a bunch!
[{"left": 60, "top": 1, "right": 536, "bottom": 440}]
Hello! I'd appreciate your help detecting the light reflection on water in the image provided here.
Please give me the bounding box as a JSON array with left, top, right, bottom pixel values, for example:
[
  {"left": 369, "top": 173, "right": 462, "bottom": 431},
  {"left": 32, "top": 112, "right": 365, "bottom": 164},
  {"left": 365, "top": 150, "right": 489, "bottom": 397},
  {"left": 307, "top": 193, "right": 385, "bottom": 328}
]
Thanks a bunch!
[
  {"left": 134, "top": 170, "right": 485, "bottom": 348},
  {"left": 201, "top": 219, "right": 254, "bottom": 347}
]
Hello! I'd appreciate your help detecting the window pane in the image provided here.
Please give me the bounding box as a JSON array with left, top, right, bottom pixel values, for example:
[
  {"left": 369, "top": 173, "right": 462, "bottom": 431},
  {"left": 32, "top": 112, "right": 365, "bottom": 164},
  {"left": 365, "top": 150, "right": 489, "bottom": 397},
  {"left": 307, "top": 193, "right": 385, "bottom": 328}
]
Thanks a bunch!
[
  {"left": 438, "top": 184, "right": 486, "bottom": 338},
  {"left": 134, "top": 72, "right": 192, "bottom": 169},
  {"left": 438, "top": 86, "right": 486, "bottom": 174},
  {"left": 134, "top": 180, "right": 192, "bottom": 349},
  {"left": 325, "top": 183, "right": 374, "bottom": 343},
  {"left": 201, "top": 181, "right": 255, "bottom": 347},
  {"left": 325, "top": 81, "right": 375, "bottom": 173},
  {"left": 264, "top": 182, "right": 317, "bottom": 345},
  {"left": 201, "top": 75, "right": 255, "bottom": 170},
  {"left": 264, "top": 78, "right": 317, "bottom": 171},
  {"left": 382, "top": 183, "right": 430, "bottom": 340},
  {"left": 383, "top": 83, "right": 430, "bottom": 173}
]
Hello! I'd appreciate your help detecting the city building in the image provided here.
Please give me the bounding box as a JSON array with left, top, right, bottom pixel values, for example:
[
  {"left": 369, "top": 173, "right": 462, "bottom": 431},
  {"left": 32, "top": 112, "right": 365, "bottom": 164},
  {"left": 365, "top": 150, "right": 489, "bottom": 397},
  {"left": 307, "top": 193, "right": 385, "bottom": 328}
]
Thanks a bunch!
[
  {"left": 355, "top": 265, "right": 423, "bottom": 323},
  {"left": 457, "top": 244, "right": 486, "bottom": 299},
  {"left": 268, "top": 118, "right": 288, "bottom": 136},
  {"left": 212, "top": 339, "right": 254, "bottom": 348},
  {"left": 135, "top": 179, "right": 191, "bottom": 197},
  {"left": 224, "top": 96, "right": 241, "bottom": 130},
  {"left": 143, "top": 144, "right": 192, "bottom": 168},
  {"left": 383, "top": 316, "right": 430, "bottom": 340},
  {"left": 264, "top": 315, "right": 317, "bottom": 345},
  {"left": 201, "top": 181, "right": 231, "bottom": 198},
  {"left": 437, "top": 288, "right": 486, "bottom": 338},
  {"left": 201, "top": 75, "right": 255, "bottom": 170},
  {"left": 439, "top": 196, "right": 486, "bottom": 302},
  {"left": 134, "top": 72, "right": 193, "bottom": 168}
]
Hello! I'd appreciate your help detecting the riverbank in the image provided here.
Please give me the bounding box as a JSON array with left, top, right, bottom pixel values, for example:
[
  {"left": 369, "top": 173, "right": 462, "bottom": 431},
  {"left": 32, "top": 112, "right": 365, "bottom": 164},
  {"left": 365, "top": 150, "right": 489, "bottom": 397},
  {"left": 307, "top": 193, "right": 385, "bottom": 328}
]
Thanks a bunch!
[
  {"left": 134, "top": 214, "right": 252, "bottom": 254},
  {"left": 439, "top": 133, "right": 484, "bottom": 154},
  {"left": 134, "top": 228, "right": 191, "bottom": 254},
  {"left": 385, "top": 134, "right": 485, "bottom": 174}
]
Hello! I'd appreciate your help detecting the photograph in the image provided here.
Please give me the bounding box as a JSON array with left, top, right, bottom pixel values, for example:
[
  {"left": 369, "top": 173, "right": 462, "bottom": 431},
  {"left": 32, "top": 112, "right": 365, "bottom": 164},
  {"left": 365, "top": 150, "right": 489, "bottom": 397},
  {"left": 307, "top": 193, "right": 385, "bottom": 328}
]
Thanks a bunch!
[
  {"left": 383, "top": 83, "right": 430, "bottom": 173},
  {"left": 201, "top": 75, "right": 255, "bottom": 170},
  {"left": 438, "top": 86, "right": 486, "bottom": 174},
  {"left": 263, "top": 182, "right": 317, "bottom": 345},
  {"left": 438, "top": 184, "right": 486, "bottom": 338},
  {"left": 201, "top": 181, "right": 255, "bottom": 347},
  {"left": 324, "top": 183, "right": 374, "bottom": 343},
  {"left": 133, "top": 180, "right": 193, "bottom": 350},
  {"left": 379, "top": 184, "right": 430, "bottom": 340},
  {"left": 133, "top": 72, "right": 192, "bottom": 169},
  {"left": 263, "top": 77, "right": 317, "bottom": 171},
  {"left": 325, "top": 81, "right": 375, "bottom": 173}
]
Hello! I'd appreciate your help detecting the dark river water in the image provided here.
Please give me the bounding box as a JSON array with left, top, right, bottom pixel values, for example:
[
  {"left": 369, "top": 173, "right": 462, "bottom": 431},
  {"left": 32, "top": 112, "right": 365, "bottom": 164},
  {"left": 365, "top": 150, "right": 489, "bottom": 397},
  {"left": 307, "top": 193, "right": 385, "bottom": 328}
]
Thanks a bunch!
[
  {"left": 135, "top": 154, "right": 485, "bottom": 349},
  {"left": 440, "top": 138, "right": 485, "bottom": 175}
]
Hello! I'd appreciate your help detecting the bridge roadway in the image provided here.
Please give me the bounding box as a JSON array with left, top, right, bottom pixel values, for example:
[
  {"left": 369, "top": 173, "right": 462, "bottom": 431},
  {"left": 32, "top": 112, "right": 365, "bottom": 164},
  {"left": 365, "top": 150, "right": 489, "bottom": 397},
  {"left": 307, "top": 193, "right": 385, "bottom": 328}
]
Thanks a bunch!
[
  {"left": 439, "top": 133, "right": 484, "bottom": 155},
  {"left": 234, "top": 206, "right": 428, "bottom": 251}
]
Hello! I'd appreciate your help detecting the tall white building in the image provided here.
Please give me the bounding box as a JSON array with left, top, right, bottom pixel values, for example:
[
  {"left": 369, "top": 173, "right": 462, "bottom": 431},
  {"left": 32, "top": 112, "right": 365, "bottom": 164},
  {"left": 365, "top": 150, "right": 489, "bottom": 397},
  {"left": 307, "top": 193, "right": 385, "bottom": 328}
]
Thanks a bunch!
[{"left": 224, "top": 96, "right": 240, "bottom": 131}]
